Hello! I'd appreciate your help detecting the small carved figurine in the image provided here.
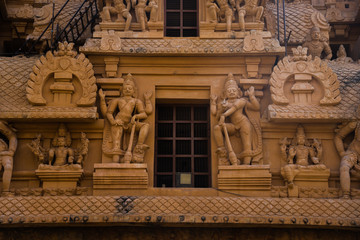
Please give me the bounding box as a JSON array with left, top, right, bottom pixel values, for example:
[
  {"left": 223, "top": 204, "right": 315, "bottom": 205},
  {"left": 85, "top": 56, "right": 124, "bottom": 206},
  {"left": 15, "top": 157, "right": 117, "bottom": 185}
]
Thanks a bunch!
[
  {"left": 334, "top": 115, "right": 360, "bottom": 199},
  {"left": 335, "top": 45, "right": 354, "bottom": 63},
  {"left": 216, "top": 0, "right": 236, "bottom": 32},
  {"left": 27, "top": 134, "right": 45, "bottom": 164},
  {"left": 101, "top": 0, "right": 132, "bottom": 31},
  {"left": 76, "top": 132, "right": 89, "bottom": 166},
  {"left": 236, "top": 0, "right": 264, "bottom": 31},
  {"left": 211, "top": 73, "right": 262, "bottom": 165},
  {"left": 0, "top": 121, "right": 17, "bottom": 193},
  {"left": 132, "top": 0, "right": 158, "bottom": 31},
  {"left": 206, "top": 0, "right": 220, "bottom": 23},
  {"left": 302, "top": 26, "right": 332, "bottom": 60},
  {"left": 99, "top": 73, "right": 153, "bottom": 163},
  {"left": 280, "top": 125, "right": 325, "bottom": 189}
]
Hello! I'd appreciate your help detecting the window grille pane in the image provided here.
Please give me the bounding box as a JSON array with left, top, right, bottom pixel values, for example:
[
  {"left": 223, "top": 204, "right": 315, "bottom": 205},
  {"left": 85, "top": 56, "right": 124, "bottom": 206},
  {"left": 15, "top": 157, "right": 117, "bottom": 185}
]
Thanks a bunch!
[
  {"left": 166, "top": 12, "right": 180, "bottom": 26},
  {"left": 176, "top": 123, "right": 191, "bottom": 137},
  {"left": 176, "top": 140, "right": 191, "bottom": 154},
  {"left": 176, "top": 157, "right": 191, "bottom": 172},
  {"left": 195, "top": 175, "right": 209, "bottom": 187},
  {"left": 194, "top": 140, "right": 208, "bottom": 155},
  {"left": 183, "top": 0, "right": 197, "bottom": 10},
  {"left": 157, "top": 157, "right": 173, "bottom": 172},
  {"left": 195, "top": 157, "right": 208, "bottom": 172},
  {"left": 157, "top": 140, "right": 173, "bottom": 155},
  {"left": 158, "top": 123, "right": 173, "bottom": 137},
  {"left": 194, "top": 106, "right": 207, "bottom": 120},
  {"left": 183, "top": 29, "right": 198, "bottom": 37},
  {"left": 158, "top": 106, "right": 173, "bottom": 120},
  {"left": 166, "top": 29, "right": 181, "bottom": 37},
  {"left": 157, "top": 175, "right": 173, "bottom": 187},
  {"left": 194, "top": 123, "right": 207, "bottom": 137},
  {"left": 166, "top": 0, "right": 180, "bottom": 9},
  {"left": 176, "top": 107, "right": 191, "bottom": 120},
  {"left": 183, "top": 12, "right": 197, "bottom": 27}
]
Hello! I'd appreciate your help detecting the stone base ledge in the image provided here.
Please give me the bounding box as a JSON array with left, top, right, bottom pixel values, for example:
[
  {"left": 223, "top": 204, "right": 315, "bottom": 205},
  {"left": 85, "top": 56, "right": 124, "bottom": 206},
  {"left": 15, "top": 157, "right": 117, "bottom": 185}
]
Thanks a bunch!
[
  {"left": 35, "top": 168, "right": 83, "bottom": 189},
  {"left": 0, "top": 196, "right": 358, "bottom": 228}
]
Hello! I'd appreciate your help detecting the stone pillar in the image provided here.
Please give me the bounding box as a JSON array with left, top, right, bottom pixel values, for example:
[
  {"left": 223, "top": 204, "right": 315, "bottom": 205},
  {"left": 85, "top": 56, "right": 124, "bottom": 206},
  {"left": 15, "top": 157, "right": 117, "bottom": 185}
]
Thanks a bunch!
[
  {"left": 291, "top": 73, "right": 314, "bottom": 104},
  {"left": 50, "top": 72, "right": 75, "bottom": 105}
]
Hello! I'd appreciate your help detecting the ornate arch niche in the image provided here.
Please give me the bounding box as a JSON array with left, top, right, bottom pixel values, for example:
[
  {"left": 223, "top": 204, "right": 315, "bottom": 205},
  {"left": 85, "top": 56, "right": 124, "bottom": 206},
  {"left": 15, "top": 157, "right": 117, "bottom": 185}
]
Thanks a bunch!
[
  {"left": 27, "top": 42, "right": 97, "bottom": 107},
  {"left": 270, "top": 46, "right": 341, "bottom": 106}
]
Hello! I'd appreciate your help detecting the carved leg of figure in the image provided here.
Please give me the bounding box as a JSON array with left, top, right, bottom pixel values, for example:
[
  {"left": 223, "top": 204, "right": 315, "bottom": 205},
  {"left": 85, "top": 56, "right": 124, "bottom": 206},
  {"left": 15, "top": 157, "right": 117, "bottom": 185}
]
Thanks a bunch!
[
  {"left": 111, "top": 125, "right": 123, "bottom": 151},
  {"left": 214, "top": 124, "right": 225, "bottom": 148},
  {"left": 137, "top": 123, "right": 149, "bottom": 145},
  {"left": 2, "top": 156, "right": 13, "bottom": 192},
  {"left": 255, "top": 6, "right": 264, "bottom": 22},
  {"left": 340, "top": 160, "right": 353, "bottom": 199},
  {"left": 238, "top": 11, "right": 245, "bottom": 31},
  {"left": 226, "top": 14, "right": 232, "bottom": 32},
  {"left": 283, "top": 165, "right": 296, "bottom": 189},
  {"left": 123, "top": 12, "right": 132, "bottom": 31},
  {"left": 239, "top": 123, "right": 252, "bottom": 165},
  {"left": 101, "top": 7, "right": 112, "bottom": 21},
  {"left": 132, "top": 144, "right": 149, "bottom": 163}
]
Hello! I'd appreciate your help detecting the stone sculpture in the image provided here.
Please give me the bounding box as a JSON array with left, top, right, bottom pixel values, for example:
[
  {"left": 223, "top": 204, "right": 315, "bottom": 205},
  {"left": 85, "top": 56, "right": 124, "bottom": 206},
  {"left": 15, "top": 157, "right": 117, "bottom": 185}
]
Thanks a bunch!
[
  {"left": 211, "top": 73, "right": 262, "bottom": 165},
  {"left": 132, "top": 0, "right": 158, "bottom": 31},
  {"left": 216, "top": 0, "right": 235, "bottom": 32},
  {"left": 303, "top": 26, "right": 332, "bottom": 60},
  {"left": 334, "top": 118, "right": 360, "bottom": 199},
  {"left": 235, "top": 0, "right": 264, "bottom": 31},
  {"left": 29, "top": 124, "right": 88, "bottom": 170},
  {"left": 0, "top": 121, "right": 17, "bottom": 194},
  {"left": 334, "top": 45, "right": 353, "bottom": 63},
  {"left": 99, "top": 73, "right": 153, "bottom": 163},
  {"left": 206, "top": 0, "right": 220, "bottom": 23},
  {"left": 101, "top": 0, "right": 132, "bottom": 31},
  {"left": 280, "top": 125, "right": 326, "bottom": 189}
]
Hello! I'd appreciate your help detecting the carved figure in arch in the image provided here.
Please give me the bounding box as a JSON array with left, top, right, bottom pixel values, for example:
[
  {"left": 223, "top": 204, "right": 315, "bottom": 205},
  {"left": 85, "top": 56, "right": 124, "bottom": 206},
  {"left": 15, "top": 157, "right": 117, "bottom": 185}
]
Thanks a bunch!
[
  {"left": 211, "top": 73, "right": 262, "bottom": 165},
  {"left": 335, "top": 45, "right": 354, "bottom": 63},
  {"left": 0, "top": 121, "right": 17, "bottom": 194},
  {"left": 99, "top": 74, "right": 153, "bottom": 163},
  {"left": 334, "top": 115, "right": 360, "bottom": 199},
  {"left": 101, "top": 0, "right": 132, "bottom": 31},
  {"left": 132, "top": 0, "right": 158, "bottom": 31},
  {"left": 206, "top": 0, "right": 220, "bottom": 23},
  {"left": 280, "top": 125, "right": 325, "bottom": 189},
  {"left": 235, "top": 0, "right": 264, "bottom": 31},
  {"left": 216, "top": 0, "right": 236, "bottom": 32},
  {"left": 302, "top": 26, "right": 332, "bottom": 60}
]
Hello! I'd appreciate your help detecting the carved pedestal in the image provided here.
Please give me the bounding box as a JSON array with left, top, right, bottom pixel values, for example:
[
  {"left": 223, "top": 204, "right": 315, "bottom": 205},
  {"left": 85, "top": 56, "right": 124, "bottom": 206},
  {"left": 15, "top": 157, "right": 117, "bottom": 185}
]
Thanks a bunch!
[
  {"left": 97, "top": 22, "right": 164, "bottom": 38},
  {"left": 35, "top": 168, "right": 83, "bottom": 189},
  {"left": 281, "top": 167, "right": 330, "bottom": 198},
  {"left": 200, "top": 23, "right": 266, "bottom": 38},
  {"left": 218, "top": 165, "right": 272, "bottom": 197},
  {"left": 93, "top": 163, "right": 148, "bottom": 195}
]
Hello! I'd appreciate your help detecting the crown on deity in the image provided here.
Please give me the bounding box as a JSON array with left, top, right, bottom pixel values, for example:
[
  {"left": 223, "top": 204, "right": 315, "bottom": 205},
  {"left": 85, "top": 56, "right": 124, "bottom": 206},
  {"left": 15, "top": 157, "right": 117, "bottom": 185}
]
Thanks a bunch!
[
  {"left": 224, "top": 73, "right": 238, "bottom": 90},
  {"left": 296, "top": 124, "right": 306, "bottom": 137}
]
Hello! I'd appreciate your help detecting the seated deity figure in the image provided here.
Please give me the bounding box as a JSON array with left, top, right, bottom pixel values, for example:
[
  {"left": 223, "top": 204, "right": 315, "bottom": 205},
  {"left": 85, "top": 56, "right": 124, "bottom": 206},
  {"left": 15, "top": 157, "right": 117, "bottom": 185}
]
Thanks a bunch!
[
  {"left": 0, "top": 121, "right": 17, "bottom": 193},
  {"left": 216, "top": 0, "right": 236, "bottom": 32},
  {"left": 99, "top": 74, "right": 153, "bottom": 163},
  {"left": 211, "top": 73, "right": 261, "bottom": 165},
  {"left": 235, "top": 0, "right": 264, "bottom": 31},
  {"left": 49, "top": 136, "right": 74, "bottom": 166},
  {"left": 335, "top": 45, "right": 354, "bottom": 63},
  {"left": 280, "top": 125, "right": 325, "bottom": 189},
  {"left": 132, "top": 0, "right": 158, "bottom": 31},
  {"left": 303, "top": 26, "right": 332, "bottom": 60},
  {"left": 206, "top": 0, "right": 220, "bottom": 23},
  {"left": 102, "top": 0, "right": 132, "bottom": 31},
  {"left": 334, "top": 118, "right": 360, "bottom": 199}
]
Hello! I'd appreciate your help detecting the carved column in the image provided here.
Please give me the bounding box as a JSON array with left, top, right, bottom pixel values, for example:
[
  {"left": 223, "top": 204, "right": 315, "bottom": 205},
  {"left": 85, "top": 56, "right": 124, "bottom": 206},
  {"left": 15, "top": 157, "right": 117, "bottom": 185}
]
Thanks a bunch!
[
  {"left": 50, "top": 72, "right": 75, "bottom": 105},
  {"left": 291, "top": 73, "right": 314, "bottom": 104}
]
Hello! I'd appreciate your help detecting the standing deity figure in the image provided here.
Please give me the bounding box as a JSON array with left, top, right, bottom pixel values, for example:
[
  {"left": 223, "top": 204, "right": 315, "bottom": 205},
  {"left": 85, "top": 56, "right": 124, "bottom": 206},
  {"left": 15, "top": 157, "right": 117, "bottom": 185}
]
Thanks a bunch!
[
  {"left": 280, "top": 125, "right": 324, "bottom": 189},
  {"left": 132, "top": 0, "right": 158, "bottom": 31},
  {"left": 99, "top": 74, "right": 153, "bottom": 163},
  {"left": 302, "top": 26, "right": 332, "bottom": 60},
  {"left": 211, "top": 73, "right": 262, "bottom": 165},
  {"left": 335, "top": 45, "right": 354, "bottom": 63},
  {"left": 216, "top": 0, "right": 236, "bottom": 32},
  {"left": 101, "top": 0, "right": 132, "bottom": 31},
  {"left": 77, "top": 132, "right": 89, "bottom": 166},
  {"left": 0, "top": 121, "right": 17, "bottom": 193},
  {"left": 49, "top": 124, "right": 74, "bottom": 166},
  {"left": 206, "top": 0, "right": 220, "bottom": 23},
  {"left": 235, "top": 0, "right": 264, "bottom": 31},
  {"left": 334, "top": 116, "right": 360, "bottom": 199}
]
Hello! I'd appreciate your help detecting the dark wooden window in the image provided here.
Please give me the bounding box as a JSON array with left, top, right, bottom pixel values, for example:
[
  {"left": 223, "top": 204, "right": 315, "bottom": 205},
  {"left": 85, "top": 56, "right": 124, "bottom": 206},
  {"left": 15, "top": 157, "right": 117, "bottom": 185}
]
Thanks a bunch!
[
  {"left": 165, "top": 0, "right": 199, "bottom": 37},
  {"left": 155, "top": 105, "right": 211, "bottom": 188}
]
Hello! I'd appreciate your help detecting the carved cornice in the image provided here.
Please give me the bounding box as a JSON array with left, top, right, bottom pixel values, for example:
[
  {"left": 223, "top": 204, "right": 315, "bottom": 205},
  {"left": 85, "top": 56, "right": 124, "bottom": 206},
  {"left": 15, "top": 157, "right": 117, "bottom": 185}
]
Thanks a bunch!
[{"left": 0, "top": 196, "right": 358, "bottom": 228}]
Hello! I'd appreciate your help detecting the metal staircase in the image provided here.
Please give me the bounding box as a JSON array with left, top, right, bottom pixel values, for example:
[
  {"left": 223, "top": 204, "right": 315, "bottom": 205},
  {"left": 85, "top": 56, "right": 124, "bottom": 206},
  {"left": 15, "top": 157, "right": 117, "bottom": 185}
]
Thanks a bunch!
[{"left": 18, "top": 0, "right": 99, "bottom": 55}]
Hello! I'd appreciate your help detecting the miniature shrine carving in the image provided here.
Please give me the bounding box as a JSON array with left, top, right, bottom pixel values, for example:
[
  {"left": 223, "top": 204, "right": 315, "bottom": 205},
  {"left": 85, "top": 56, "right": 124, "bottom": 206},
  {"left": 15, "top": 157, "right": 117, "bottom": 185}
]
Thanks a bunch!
[
  {"left": 27, "top": 41, "right": 97, "bottom": 107},
  {"left": 243, "top": 31, "right": 265, "bottom": 52},
  {"left": 334, "top": 45, "right": 353, "bottom": 63},
  {"left": 28, "top": 124, "right": 89, "bottom": 170},
  {"left": 270, "top": 46, "right": 340, "bottom": 107},
  {"left": 100, "top": 73, "right": 153, "bottom": 163},
  {"left": 0, "top": 121, "right": 17, "bottom": 194},
  {"left": 303, "top": 26, "right": 332, "bottom": 60},
  {"left": 334, "top": 115, "right": 360, "bottom": 199},
  {"left": 211, "top": 73, "right": 262, "bottom": 165},
  {"left": 280, "top": 125, "right": 328, "bottom": 196}
]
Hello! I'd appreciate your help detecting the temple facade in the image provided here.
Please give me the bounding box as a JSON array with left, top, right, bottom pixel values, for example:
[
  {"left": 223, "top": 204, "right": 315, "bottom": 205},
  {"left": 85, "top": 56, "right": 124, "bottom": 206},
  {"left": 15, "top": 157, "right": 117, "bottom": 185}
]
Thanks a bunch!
[{"left": 0, "top": 0, "right": 359, "bottom": 239}]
